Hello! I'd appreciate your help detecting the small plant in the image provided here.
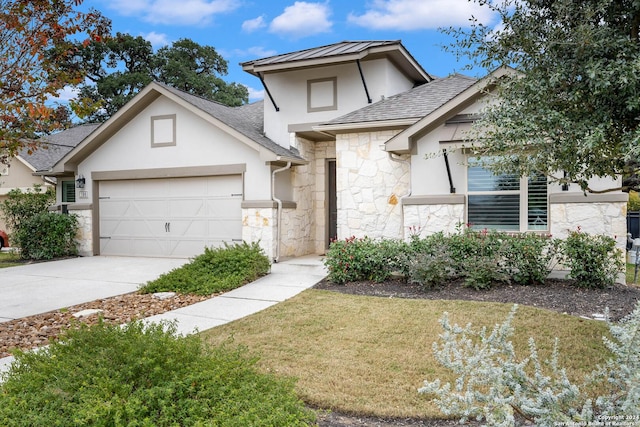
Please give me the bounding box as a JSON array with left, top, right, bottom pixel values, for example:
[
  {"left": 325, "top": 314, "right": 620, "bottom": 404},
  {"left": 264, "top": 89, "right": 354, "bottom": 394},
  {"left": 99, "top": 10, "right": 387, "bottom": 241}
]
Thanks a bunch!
[
  {"left": 141, "top": 241, "right": 270, "bottom": 295},
  {"left": 450, "top": 227, "right": 508, "bottom": 289},
  {"left": 559, "top": 228, "right": 624, "bottom": 288},
  {"left": 0, "top": 320, "right": 316, "bottom": 426},
  {"left": 419, "top": 302, "right": 640, "bottom": 426}
]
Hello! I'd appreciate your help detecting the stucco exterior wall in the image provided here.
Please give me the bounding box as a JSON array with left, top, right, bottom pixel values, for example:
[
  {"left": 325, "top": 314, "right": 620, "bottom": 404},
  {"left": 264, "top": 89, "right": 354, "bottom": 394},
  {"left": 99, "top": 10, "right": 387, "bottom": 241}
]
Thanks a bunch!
[
  {"left": 263, "top": 59, "right": 415, "bottom": 148},
  {"left": 77, "top": 97, "right": 272, "bottom": 202},
  {"left": 336, "top": 130, "right": 409, "bottom": 240}
]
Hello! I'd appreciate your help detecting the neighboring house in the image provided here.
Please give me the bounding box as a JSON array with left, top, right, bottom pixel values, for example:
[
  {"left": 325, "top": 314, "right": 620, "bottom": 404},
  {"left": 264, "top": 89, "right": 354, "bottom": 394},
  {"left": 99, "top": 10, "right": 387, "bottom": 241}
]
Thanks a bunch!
[
  {"left": 43, "top": 41, "right": 627, "bottom": 259},
  {"left": 0, "top": 124, "right": 100, "bottom": 232}
]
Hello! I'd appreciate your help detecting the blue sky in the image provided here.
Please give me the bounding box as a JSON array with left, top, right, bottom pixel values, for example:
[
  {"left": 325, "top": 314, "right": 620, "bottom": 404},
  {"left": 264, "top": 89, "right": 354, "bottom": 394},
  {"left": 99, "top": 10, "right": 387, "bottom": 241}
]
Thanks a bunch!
[{"left": 78, "top": 0, "right": 498, "bottom": 102}]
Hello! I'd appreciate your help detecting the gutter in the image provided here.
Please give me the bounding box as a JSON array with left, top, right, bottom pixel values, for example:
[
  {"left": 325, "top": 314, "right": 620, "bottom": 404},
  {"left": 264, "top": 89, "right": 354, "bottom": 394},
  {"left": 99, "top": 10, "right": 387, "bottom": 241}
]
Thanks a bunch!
[{"left": 271, "top": 161, "right": 291, "bottom": 262}]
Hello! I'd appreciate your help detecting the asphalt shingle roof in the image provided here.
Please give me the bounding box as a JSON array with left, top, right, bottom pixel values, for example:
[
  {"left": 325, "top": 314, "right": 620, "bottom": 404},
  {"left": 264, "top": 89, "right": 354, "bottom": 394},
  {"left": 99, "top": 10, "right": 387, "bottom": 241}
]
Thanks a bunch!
[
  {"left": 156, "top": 83, "right": 302, "bottom": 160},
  {"left": 20, "top": 123, "right": 101, "bottom": 171},
  {"left": 324, "top": 73, "right": 477, "bottom": 126}
]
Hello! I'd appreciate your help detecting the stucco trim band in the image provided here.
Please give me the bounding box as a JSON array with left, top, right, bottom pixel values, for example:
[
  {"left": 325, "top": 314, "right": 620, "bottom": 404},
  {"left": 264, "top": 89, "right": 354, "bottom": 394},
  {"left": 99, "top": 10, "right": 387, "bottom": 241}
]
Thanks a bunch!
[
  {"left": 403, "top": 194, "right": 466, "bottom": 205},
  {"left": 91, "top": 164, "right": 246, "bottom": 181},
  {"left": 550, "top": 193, "right": 628, "bottom": 204}
]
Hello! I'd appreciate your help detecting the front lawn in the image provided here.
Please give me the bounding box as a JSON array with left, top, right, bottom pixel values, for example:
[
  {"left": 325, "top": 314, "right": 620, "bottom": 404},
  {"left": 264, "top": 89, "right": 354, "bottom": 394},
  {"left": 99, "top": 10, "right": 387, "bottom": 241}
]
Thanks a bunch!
[
  {"left": 201, "top": 290, "right": 611, "bottom": 420},
  {"left": 0, "top": 251, "right": 23, "bottom": 268}
]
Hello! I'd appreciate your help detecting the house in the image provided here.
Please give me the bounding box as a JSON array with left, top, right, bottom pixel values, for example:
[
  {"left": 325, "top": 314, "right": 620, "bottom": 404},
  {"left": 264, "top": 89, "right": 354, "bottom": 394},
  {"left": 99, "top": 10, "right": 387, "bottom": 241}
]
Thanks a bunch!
[
  {"left": 0, "top": 124, "right": 99, "bottom": 232},
  {"left": 43, "top": 41, "right": 627, "bottom": 259}
]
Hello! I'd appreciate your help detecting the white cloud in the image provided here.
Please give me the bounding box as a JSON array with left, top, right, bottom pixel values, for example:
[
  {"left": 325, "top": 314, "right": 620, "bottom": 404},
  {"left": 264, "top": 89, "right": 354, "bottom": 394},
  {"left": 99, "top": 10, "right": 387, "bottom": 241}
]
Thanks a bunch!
[
  {"left": 247, "top": 85, "right": 264, "bottom": 101},
  {"left": 347, "top": 0, "right": 496, "bottom": 30},
  {"left": 142, "top": 31, "right": 170, "bottom": 48},
  {"left": 269, "top": 2, "right": 332, "bottom": 38},
  {"left": 107, "top": 0, "right": 240, "bottom": 26},
  {"left": 242, "top": 15, "right": 266, "bottom": 33},
  {"left": 55, "top": 86, "right": 80, "bottom": 103}
]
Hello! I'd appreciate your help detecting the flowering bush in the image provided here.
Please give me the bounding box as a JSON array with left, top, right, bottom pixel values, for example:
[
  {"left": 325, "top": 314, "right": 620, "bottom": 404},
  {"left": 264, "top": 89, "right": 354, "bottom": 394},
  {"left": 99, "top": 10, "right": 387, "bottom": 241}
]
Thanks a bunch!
[{"left": 324, "top": 236, "right": 407, "bottom": 284}]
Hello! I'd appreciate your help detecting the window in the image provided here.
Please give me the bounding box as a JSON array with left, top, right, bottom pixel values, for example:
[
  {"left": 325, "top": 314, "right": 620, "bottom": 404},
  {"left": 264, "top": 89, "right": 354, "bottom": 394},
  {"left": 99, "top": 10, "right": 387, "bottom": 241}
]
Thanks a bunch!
[
  {"left": 467, "top": 157, "right": 548, "bottom": 231},
  {"left": 62, "top": 181, "right": 76, "bottom": 203}
]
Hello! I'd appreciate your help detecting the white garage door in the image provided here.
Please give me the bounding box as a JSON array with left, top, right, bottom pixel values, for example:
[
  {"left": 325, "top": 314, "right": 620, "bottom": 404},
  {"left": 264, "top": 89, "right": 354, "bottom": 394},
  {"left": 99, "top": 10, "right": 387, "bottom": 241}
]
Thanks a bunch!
[{"left": 99, "top": 175, "right": 243, "bottom": 257}]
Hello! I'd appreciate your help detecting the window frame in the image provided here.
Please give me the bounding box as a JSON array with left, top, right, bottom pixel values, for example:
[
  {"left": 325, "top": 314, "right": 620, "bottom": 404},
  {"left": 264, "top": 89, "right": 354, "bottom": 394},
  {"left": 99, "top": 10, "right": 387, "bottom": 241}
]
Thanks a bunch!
[
  {"left": 61, "top": 180, "right": 76, "bottom": 203},
  {"left": 466, "top": 156, "right": 548, "bottom": 232}
]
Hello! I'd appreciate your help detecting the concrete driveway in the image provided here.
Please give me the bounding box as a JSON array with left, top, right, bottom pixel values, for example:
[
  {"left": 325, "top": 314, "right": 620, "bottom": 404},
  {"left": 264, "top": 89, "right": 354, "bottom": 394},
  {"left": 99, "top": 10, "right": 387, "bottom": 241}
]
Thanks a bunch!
[{"left": 0, "top": 256, "right": 189, "bottom": 323}]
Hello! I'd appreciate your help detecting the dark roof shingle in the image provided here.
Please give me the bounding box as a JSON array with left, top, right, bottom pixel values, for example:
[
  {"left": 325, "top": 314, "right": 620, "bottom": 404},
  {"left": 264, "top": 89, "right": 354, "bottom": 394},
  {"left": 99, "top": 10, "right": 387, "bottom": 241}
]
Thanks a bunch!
[{"left": 324, "top": 74, "right": 477, "bottom": 126}]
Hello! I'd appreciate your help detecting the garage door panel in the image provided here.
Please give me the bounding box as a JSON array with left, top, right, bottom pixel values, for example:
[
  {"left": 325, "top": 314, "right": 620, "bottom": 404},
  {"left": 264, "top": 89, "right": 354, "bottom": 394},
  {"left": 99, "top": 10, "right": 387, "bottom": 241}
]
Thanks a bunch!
[{"left": 99, "top": 175, "right": 243, "bottom": 257}]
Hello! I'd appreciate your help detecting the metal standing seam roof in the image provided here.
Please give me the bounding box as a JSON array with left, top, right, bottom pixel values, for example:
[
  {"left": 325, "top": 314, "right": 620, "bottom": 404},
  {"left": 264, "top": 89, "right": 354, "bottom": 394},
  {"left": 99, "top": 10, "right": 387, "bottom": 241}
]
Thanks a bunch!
[
  {"left": 241, "top": 40, "right": 402, "bottom": 67},
  {"left": 321, "top": 73, "right": 478, "bottom": 126},
  {"left": 153, "top": 83, "right": 302, "bottom": 160}
]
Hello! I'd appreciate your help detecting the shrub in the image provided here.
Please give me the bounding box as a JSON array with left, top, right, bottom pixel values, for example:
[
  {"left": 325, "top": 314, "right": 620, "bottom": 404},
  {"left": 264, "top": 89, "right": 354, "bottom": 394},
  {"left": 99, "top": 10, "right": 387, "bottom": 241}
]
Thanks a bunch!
[
  {"left": 0, "top": 320, "right": 315, "bottom": 426},
  {"left": 141, "top": 241, "right": 270, "bottom": 295},
  {"left": 559, "top": 228, "right": 624, "bottom": 288},
  {"left": 14, "top": 212, "right": 78, "bottom": 260},
  {"left": 405, "top": 233, "right": 454, "bottom": 288},
  {"left": 324, "top": 236, "right": 407, "bottom": 284},
  {"left": 449, "top": 227, "right": 508, "bottom": 289},
  {"left": 0, "top": 185, "right": 55, "bottom": 233},
  {"left": 419, "top": 302, "right": 640, "bottom": 426},
  {"left": 502, "top": 233, "right": 559, "bottom": 285}
]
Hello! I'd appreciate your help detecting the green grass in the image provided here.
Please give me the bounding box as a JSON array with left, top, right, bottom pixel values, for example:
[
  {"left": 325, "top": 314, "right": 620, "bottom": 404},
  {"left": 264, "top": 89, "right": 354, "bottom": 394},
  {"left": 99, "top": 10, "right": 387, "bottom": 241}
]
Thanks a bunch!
[
  {"left": 201, "top": 290, "right": 611, "bottom": 420},
  {"left": 0, "top": 251, "right": 23, "bottom": 268},
  {"left": 627, "top": 263, "right": 640, "bottom": 284}
]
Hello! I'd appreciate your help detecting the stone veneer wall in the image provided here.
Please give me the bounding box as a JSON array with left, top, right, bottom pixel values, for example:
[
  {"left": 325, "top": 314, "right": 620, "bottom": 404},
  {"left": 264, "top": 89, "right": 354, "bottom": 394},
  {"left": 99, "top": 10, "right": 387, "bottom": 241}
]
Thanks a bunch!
[
  {"left": 403, "top": 202, "right": 465, "bottom": 238},
  {"left": 336, "top": 130, "right": 409, "bottom": 240},
  {"left": 549, "top": 200, "right": 628, "bottom": 250},
  {"left": 241, "top": 136, "right": 337, "bottom": 260},
  {"left": 68, "top": 206, "right": 92, "bottom": 257},
  {"left": 242, "top": 207, "right": 276, "bottom": 260}
]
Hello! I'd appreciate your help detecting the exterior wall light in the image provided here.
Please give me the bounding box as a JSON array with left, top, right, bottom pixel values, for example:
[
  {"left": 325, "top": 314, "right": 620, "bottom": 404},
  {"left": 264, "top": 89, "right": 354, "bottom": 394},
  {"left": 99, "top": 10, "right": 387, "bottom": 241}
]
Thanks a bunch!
[{"left": 76, "top": 174, "right": 85, "bottom": 188}]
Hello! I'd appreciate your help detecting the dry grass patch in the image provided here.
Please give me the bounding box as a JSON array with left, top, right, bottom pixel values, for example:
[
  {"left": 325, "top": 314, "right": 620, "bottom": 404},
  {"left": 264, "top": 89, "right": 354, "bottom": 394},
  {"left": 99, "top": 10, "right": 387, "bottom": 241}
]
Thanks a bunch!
[{"left": 200, "top": 290, "right": 610, "bottom": 420}]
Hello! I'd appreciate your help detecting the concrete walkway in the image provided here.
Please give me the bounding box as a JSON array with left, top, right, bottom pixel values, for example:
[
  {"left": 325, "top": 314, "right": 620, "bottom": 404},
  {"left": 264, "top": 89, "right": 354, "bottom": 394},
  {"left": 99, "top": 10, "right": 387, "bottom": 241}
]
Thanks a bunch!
[{"left": 0, "top": 255, "right": 327, "bottom": 376}]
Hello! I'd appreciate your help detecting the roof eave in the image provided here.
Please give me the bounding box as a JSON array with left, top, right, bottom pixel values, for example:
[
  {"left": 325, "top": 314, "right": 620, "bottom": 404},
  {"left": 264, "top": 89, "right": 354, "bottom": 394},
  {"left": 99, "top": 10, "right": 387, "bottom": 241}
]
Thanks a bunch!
[
  {"left": 314, "top": 118, "right": 418, "bottom": 135},
  {"left": 384, "top": 66, "right": 515, "bottom": 153}
]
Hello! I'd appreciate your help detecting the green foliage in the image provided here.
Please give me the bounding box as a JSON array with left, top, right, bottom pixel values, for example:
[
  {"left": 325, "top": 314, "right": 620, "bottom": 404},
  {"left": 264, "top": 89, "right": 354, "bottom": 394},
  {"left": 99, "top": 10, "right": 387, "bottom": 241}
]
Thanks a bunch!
[
  {"left": 0, "top": 185, "right": 77, "bottom": 260},
  {"left": 0, "top": 320, "right": 315, "bottom": 426},
  {"left": 445, "top": 0, "right": 640, "bottom": 193},
  {"left": 0, "top": 185, "right": 55, "bottom": 233},
  {"left": 559, "top": 228, "right": 624, "bottom": 288},
  {"left": 69, "top": 34, "right": 249, "bottom": 122},
  {"left": 629, "top": 191, "right": 640, "bottom": 211},
  {"left": 405, "top": 233, "right": 454, "bottom": 289},
  {"left": 326, "top": 227, "right": 621, "bottom": 290},
  {"left": 141, "top": 241, "right": 270, "bottom": 295},
  {"left": 502, "top": 233, "right": 558, "bottom": 285},
  {"left": 324, "top": 236, "right": 408, "bottom": 284},
  {"left": 14, "top": 212, "right": 78, "bottom": 260},
  {"left": 419, "top": 303, "right": 640, "bottom": 425}
]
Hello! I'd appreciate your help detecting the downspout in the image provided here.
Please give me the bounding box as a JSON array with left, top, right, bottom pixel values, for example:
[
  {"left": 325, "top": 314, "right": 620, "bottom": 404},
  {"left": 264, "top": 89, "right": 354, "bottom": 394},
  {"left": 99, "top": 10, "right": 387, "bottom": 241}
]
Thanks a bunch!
[
  {"left": 442, "top": 149, "right": 456, "bottom": 194},
  {"left": 388, "top": 153, "right": 411, "bottom": 239},
  {"left": 271, "top": 162, "right": 291, "bottom": 263}
]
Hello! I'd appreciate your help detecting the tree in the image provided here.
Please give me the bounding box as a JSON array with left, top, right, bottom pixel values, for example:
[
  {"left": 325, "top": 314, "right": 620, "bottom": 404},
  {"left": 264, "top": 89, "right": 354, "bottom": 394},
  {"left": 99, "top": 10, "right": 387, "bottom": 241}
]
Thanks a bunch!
[
  {"left": 72, "top": 36, "right": 249, "bottom": 122},
  {"left": 0, "top": 0, "right": 110, "bottom": 164},
  {"left": 447, "top": 0, "right": 640, "bottom": 193}
]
